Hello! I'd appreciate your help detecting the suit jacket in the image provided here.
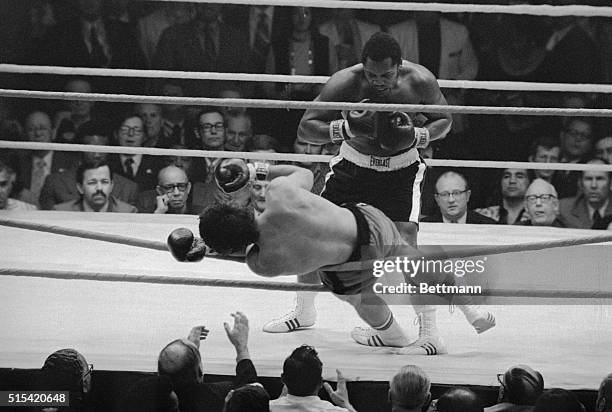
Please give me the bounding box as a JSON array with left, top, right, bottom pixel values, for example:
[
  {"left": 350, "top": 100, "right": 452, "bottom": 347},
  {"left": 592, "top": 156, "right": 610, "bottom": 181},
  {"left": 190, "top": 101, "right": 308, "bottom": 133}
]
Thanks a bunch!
[
  {"left": 318, "top": 19, "right": 381, "bottom": 73},
  {"left": 273, "top": 30, "right": 330, "bottom": 78},
  {"left": 108, "top": 154, "right": 165, "bottom": 192},
  {"left": 136, "top": 189, "right": 198, "bottom": 214},
  {"left": 39, "top": 169, "right": 138, "bottom": 210},
  {"left": 176, "top": 358, "right": 258, "bottom": 412},
  {"left": 520, "top": 218, "right": 567, "bottom": 228},
  {"left": 153, "top": 20, "right": 251, "bottom": 96},
  {"left": 559, "top": 195, "right": 612, "bottom": 229},
  {"left": 592, "top": 214, "right": 612, "bottom": 230},
  {"left": 16, "top": 151, "right": 79, "bottom": 193},
  {"left": 388, "top": 18, "right": 479, "bottom": 81},
  {"left": 422, "top": 210, "right": 498, "bottom": 224},
  {"left": 34, "top": 18, "right": 146, "bottom": 93},
  {"left": 53, "top": 196, "right": 137, "bottom": 213}
]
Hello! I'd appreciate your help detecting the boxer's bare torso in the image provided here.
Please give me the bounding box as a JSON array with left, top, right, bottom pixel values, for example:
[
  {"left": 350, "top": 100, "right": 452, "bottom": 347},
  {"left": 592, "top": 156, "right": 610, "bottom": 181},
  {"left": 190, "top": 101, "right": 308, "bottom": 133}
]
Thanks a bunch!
[
  {"left": 246, "top": 177, "right": 357, "bottom": 277},
  {"left": 297, "top": 59, "right": 451, "bottom": 156}
]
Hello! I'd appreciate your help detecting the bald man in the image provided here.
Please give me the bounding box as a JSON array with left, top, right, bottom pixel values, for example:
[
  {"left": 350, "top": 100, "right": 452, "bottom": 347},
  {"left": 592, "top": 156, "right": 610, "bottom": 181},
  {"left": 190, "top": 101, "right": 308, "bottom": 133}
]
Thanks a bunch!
[
  {"left": 522, "top": 179, "right": 566, "bottom": 227},
  {"left": 153, "top": 165, "right": 193, "bottom": 214}
]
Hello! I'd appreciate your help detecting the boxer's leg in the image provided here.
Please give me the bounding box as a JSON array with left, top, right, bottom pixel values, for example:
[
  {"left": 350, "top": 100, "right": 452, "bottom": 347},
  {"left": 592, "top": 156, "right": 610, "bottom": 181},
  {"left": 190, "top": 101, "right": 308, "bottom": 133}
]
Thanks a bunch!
[
  {"left": 335, "top": 293, "right": 410, "bottom": 347},
  {"left": 263, "top": 270, "right": 319, "bottom": 333}
]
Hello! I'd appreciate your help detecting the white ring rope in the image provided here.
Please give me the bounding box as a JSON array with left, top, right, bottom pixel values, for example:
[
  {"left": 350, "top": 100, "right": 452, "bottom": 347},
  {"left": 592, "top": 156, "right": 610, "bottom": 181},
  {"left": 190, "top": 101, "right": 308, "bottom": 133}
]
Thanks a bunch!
[
  {"left": 4, "top": 141, "right": 612, "bottom": 173},
  {"left": 154, "top": 0, "right": 612, "bottom": 18},
  {"left": 3, "top": 64, "right": 612, "bottom": 94},
  {"left": 2, "top": 89, "right": 611, "bottom": 117}
]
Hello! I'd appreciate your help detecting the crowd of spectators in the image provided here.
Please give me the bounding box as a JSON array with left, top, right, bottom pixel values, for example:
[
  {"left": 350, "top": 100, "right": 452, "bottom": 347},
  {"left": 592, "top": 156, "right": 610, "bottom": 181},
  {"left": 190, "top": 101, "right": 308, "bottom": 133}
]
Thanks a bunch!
[
  {"left": 25, "top": 317, "right": 612, "bottom": 411},
  {"left": 0, "top": 0, "right": 611, "bottom": 230}
]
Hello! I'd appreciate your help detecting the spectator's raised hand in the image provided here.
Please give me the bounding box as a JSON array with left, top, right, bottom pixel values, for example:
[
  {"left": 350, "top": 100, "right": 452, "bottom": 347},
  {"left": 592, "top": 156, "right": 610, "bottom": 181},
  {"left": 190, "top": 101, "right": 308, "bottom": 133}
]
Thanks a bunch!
[
  {"left": 187, "top": 325, "right": 209, "bottom": 348},
  {"left": 224, "top": 311, "right": 250, "bottom": 361},
  {"left": 323, "top": 369, "right": 356, "bottom": 412}
]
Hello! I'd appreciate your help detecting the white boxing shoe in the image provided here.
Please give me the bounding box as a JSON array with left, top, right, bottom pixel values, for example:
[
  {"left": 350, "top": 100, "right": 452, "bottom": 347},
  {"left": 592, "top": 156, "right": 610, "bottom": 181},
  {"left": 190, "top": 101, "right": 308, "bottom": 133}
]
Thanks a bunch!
[
  {"left": 350, "top": 327, "right": 410, "bottom": 348},
  {"left": 471, "top": 312, "right": 496, "bottom": 334},
  {"left": 390, "top": 336, "right": 448, "bottom": 355},
  {"left": 262, "top": 303, "right": 316, "bottom": 333}
]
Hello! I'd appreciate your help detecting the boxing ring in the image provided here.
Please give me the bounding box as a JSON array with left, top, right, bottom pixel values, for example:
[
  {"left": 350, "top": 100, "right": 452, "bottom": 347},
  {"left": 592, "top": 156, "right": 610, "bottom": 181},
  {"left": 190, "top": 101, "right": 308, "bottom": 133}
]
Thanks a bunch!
[
  {"left": 1, "top": 210, "right": 611, "bottom": 391},
  {"left": 1, "top": 0, "right": 612, "bottom": 396}
]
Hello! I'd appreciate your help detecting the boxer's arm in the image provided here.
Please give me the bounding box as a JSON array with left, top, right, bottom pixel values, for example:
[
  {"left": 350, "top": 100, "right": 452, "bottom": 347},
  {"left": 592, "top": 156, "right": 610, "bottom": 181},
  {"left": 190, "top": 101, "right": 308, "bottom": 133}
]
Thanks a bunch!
[
  {"left": 267, "top": 164, "right": 313, "bottom": 192},
  {"left": 297, "top": 72, "right": 355, "bottom": 145},
  {"left": 416, "top": 72, "right": 453, "bottom": 143}
]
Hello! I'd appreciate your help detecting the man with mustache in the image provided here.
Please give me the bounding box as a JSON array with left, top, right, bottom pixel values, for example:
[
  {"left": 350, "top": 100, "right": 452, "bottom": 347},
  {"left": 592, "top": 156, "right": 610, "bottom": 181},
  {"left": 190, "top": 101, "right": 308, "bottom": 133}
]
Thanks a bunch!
[{"left": 53, "top": 159, "right": 137, "bottom": 213}]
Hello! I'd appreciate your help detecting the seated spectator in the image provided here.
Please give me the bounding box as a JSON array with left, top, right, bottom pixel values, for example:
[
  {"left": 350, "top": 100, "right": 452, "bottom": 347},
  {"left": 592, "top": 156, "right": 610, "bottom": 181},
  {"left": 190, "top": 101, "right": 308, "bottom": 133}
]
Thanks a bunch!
[
  {"left": 435, "top": 388, "right": 483, "bottom": 412},
  {"left": 39, "top": 121, "right": 138, "bottom": 210},
  {"left": 485, "top": 364, "right": 544, "bottom": 411},
  {"left": 533, "top": 388, "right": 586, "bottom": 412},
  {"left": 225, "top": 112, "right": 253, "bottom": 152},
  {"left": 63, "top": 78, "right": 96, "bottom": 131},
  {"left": 0, "top": 160, "right": 37, "bottom": 211},
  {"left": 422, "top": 171, "right": 496, "bottom": 224},
  {"left": 388, "top": 365, "right": 432, "bottom": 412},
  {"left": 158, "top": 313, "right": 256, "bottom": 412},
  {"left": 122, "top": 375, "right": 179, "bottom": 412},
  {"left": 137, "top": 165, "right": 195, "bottom": 214},
  {"left": 17, "top": 110, "right": 78, "bottom": 204},
  {"left": 552, "top": 117, "right": 595, "bottom": 199},
  {"left": 39, "top": 348, "right": 93, "bottom": 412},
  {"left": 249, "top": 134, "right": 280, "bottom": 154},
  {"left": 270, "top": 345, "right": 355, "bottom": 412},
  {"left": 164, "top": 144, "right": 199, "bottom": 183},
  {"left": 528, "top": 135, "right": 561, "bottom": 184},
  {"left": 596, "top": 373, "right": 612, "bottom": 412},
  {"left": 224, "top": 383, "right": 270, "bottom": 412},
  {"left": 595, "top": 135, "right": 612, "bottom": 164},
  {"left": 53, "top": 159, "right": 137, "bottom": 212},
  {"left": 218, "top": 86, "right": 247, "bottom": 119},
  {"left": 108, "top": 113, "right": 164, "bottom": 192},
  {"left": 521, "top": 179, "right": 566, "bottom": 228},
  {"left": 475, "top": 169, "right": 531, "bottom": 225},
  {"left": 249, "top": 174, "right": 268, "bottom": 216},
  {"left": 136, "top": 103, "right": 179, "bottom": 148},
  {"left": 559, "top": 159, "right": 612, "bottom": 229}
]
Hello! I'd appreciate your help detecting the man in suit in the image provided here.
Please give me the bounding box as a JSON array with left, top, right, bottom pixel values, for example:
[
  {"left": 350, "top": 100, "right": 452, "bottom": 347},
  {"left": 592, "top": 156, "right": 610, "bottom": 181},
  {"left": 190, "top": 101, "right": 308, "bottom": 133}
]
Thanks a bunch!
[
  {"left": 560, "top": 159, "right": 612, "bottom": 229},
  {"left": 521, "top": 179, "right": 567, "bottom": 228},
  {"left": 108, "top": 113, "right": 164, "bottom": 193},
  {"left": 34, "top": 0, "right": 145, "bottom": 92},
  {"left": 137, "top": 166, "right": 194, "bottom": 214},
  {"left": 17, "top": 110, "right": 78, "bottom": 205},
  {"left": 153, "top": 3, "right": 251, "bottom": 97},
  {"left": 423, "top": 171, "right": 496, "bottom": 224},
  {"left": 39, "top": 120, "right": 138, "bottom": 210},
  {"left": 53, "top": 159, "right": 137, "bottom": 213}
]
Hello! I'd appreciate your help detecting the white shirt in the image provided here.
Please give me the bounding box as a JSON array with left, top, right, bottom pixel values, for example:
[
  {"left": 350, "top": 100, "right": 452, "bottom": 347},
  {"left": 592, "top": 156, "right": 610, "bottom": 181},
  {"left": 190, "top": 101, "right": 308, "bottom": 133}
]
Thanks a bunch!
[
  {"left": 249, "top": 6, "right": 274, "bottom": 49},
  {"left": 4, "top": 198, "right": 37, "bottom": 211},
  {"left": 31, "top": 151, "right": 53, "bottom": 184},
  {"left": 81, "top": 19, "right": 110, "bottom": 57},
  {"left": 270, "top": 395, "right": 349, "bottom": 412}
]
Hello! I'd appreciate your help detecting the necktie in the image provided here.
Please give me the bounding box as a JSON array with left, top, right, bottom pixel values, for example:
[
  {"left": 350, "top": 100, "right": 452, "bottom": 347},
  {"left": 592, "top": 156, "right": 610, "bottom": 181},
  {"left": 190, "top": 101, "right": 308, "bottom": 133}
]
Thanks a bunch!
[
  {"left": 592, "top": 210, "right": 602, "bottom": 228},
  {"left": 90, "top": 25, "right": 108, "bottom": 67},
  {"left": 172, "top": 124, "right": 182, "bottom": 146},
  {"left": 253, "top": 12, "right": 270, "bottom": 70},
  {"left": 124, "top": 157, "right": 135, "bottom": 180},
  {"left": 31, "top": 159, "right": 46, "bottom": 197}
]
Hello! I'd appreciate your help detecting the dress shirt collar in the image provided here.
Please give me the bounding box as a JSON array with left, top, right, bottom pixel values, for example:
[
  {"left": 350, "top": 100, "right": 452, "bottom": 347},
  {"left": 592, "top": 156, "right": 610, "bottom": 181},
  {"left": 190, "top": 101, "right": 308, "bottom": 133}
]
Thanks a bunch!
[{"left": 442, "top": 212, "right": 467, "bottom": 224}]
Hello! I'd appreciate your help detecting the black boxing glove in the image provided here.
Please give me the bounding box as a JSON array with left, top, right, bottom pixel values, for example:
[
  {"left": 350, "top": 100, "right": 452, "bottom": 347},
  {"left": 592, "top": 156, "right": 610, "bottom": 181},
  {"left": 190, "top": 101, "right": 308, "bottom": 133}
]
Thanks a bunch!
[
  {"left": 215, "top": 158, "right": 250, "bottom": 193},
  {"left": 329, "top": 99, "right": 377, "bottom": 144},
  {"left": 167, "top": 227, "right": 208, "bottom": 262},
  {"left": 376, "top": 112, "right": 429, "bottom": 152}
]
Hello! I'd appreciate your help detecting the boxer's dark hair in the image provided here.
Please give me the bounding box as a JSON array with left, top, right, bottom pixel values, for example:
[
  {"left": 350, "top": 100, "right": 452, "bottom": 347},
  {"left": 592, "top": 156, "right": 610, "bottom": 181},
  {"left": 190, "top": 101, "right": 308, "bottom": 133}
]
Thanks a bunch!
[
  {"left": 199, "top": 203, "right": 259, "bottom": 254},
  {"left": 281, "top": 345, "right": 322, "bottom": 396},
  {"left": 362, "top": 32, "right": 402, "bottom": 66}
]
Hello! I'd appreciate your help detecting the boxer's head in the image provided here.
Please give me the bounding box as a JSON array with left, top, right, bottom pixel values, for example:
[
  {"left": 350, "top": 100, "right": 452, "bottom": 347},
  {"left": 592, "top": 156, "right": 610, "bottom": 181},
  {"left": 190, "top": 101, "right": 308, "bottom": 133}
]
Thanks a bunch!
[
  {"left": 524, "top": 179, "right": 559, "bottom": 227},
  {"left": 362, "top": 33, "right": 402, "bottom": 98},
  {"left": 199, "top": 203, "right": 259, "bottom": 254}
]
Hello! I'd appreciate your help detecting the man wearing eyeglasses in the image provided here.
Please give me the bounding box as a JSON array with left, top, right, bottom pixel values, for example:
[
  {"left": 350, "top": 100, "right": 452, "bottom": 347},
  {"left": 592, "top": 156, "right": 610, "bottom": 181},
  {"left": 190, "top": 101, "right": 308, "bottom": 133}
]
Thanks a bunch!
[
  {"left": 553, "top": 117, "right": 595, "bottom": 199},
  {"left": 137, "top": 165, "right": 194, "bottom": 214},
  {"left": 521, "top": 179, "right": 566, "bottom": 228},
  {"left": 423, "top": 171, "right": 495, "bottom": 224}
]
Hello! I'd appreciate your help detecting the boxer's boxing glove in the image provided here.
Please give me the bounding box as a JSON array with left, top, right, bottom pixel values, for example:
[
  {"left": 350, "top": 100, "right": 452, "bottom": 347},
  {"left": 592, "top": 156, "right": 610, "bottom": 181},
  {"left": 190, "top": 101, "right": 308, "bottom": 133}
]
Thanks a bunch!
[
  {"left": 376, "top": 112, "right": 430, "bottom": 152},
  {"left": 215, "top": 158, "right": 250, "bottom": 193},
  {"left": 329, "top": 99, "right": 377, "bottom": 143},
  {"left": 167, "top": 227, "right": 207, "bottom": 262}
]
